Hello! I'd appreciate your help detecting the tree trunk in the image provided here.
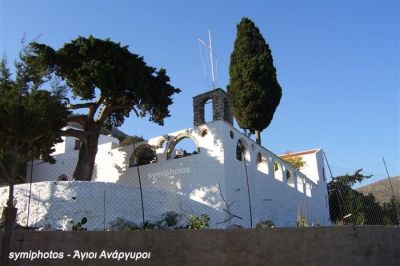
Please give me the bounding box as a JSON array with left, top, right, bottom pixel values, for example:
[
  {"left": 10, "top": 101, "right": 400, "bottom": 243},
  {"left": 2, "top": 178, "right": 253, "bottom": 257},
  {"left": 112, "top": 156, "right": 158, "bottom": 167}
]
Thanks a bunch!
[
  {"left": 2, "top": 148, "right": 17, "bottom": 266},
  {"left": 73, "top": 127, "right": 100, "bottom": 181},
  {"left": 255, "top": 130, "right": 261, "bottom": 145},
  {"left": 2, "top": 206, "right": 16, "bottom": 266}
]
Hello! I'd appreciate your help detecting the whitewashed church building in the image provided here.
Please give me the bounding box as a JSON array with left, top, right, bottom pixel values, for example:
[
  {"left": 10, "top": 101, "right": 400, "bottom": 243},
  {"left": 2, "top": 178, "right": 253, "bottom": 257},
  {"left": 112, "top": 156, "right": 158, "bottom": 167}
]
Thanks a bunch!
[{"left": 0, "top": 88, "right": 331, "bottom": 229}]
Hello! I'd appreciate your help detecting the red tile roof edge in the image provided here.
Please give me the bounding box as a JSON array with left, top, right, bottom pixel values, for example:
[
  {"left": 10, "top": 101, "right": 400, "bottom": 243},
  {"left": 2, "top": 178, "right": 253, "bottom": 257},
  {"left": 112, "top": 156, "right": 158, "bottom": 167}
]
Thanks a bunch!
[{"left": 279, "top": 149, "right": 320, "bottom": 158}]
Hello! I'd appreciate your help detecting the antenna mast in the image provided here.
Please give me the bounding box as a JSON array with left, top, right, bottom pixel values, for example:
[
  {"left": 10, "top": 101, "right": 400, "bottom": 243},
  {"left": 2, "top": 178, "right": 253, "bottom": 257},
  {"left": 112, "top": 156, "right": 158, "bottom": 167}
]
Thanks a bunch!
[
  {"left": 209, "top": 30, "right": 216, "bottom": 89},
  {"left": 199, "top": 29, "right": 217, "bottom": 89}
]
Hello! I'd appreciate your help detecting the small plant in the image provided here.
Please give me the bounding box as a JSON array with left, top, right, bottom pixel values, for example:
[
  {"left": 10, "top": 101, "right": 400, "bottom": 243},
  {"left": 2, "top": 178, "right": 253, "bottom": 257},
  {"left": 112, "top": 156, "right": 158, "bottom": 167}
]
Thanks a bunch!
[
  {"left": 297, "top": 216, "right": 308, "bottom": 227},
  {"left": 188, "top": 213, "right": 210, "bottom": 230},
  {"left": 156, "top": 211, "right": 186, "bottom": 229},
  {"left": 162, "top": 211, "right": 179, "bottom": 227},
  {"left": 255, "top": 220, "right": 275, "bottom": 228},
  {"left": 72, "top": 217, "right": 88, "bottom": 231},
  {"left": 109, "top": 217, "right": 140, "bottom": 231},
  {"left": 296, "top": 207, "right": 309, "bottom": 227}
]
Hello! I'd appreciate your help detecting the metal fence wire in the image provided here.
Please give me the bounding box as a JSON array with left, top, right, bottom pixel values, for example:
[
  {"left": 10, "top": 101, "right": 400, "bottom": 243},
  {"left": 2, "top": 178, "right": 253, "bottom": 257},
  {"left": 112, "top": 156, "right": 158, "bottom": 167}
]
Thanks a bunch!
[
  {"left": 328, "top": 179, "right": 399, "bottom": 226},
  {"left": 0, "top": 149, "right": 399, "bottom": 232}
]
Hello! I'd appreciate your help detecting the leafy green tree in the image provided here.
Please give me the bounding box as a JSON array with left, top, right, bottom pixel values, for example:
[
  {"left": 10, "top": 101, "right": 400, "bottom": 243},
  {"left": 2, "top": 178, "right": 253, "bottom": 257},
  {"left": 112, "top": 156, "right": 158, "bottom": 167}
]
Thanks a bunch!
[
  {"left": 0, "top": 54, "right": 69, "bottom": 265},
  {"left": 327, "top": 169, "right": 388, "bottom": 225},
  {"left": 383, "top": 196, "right": 400, "bottom": 225},
  {"left": 27, "top": 36, "right": 180, "bottom": 181},
  {"left": 228, "top": 17, "right": 282, "bottom": 145},
  {"left": 280, "top": 152, "right": 306, "bottom": 170}
]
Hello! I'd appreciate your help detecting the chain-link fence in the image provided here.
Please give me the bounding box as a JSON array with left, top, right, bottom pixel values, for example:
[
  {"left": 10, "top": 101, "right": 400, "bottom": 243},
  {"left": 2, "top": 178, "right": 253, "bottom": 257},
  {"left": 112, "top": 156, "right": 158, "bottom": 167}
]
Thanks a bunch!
[
  {"left": 0, "top": 150, "right": 399, "bottom": 232},
  {"left": 328, "top": 178, "right": 399, "bottom": 226},
  {"left": 1, "top": 158, "right": 231, "bottom": 231}
]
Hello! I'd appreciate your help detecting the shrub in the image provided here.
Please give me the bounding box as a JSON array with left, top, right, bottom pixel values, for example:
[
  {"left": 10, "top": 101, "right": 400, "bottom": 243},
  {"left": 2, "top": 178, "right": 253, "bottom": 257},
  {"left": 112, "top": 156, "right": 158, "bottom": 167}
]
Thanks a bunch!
[
  {"left": 109, "top": 217, "right": 140, "bottom": 231},
  {"left": 162, "top": 211, "right": 179, "bottom": 227},
  {"left": 255, "top": 220, "right": 275, "bottom": 228},
  {"left": 188, "top": 213, "right": 210, "bottom": 229}
]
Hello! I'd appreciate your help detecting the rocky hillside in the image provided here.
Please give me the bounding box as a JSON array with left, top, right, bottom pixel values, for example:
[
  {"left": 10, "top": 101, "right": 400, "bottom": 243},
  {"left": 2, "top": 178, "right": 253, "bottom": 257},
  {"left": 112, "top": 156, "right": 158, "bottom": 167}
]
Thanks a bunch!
[{"left": 356, "top": 176, "right": 400, "bottom": 205}]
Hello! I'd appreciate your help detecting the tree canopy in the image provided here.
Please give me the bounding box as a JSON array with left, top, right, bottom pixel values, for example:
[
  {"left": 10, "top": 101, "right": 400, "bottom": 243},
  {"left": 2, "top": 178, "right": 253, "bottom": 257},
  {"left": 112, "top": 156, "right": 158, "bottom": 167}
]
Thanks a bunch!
[
  {"left": 280, "top": 153, "right": 306, "bottom": 170},
  {"left": 0, "top": 55, "right": 69, "bottom": 182},
  {"left": 0, "top": 52, "right": 69, "bottom": 265},
  {"left": 26, "top": 36, "right": 180, "bottom": 180},
  {"left": 327, "top": 169, "right": 398, "bottom": 225},
  {"left": 228, "top": 17, "right": 282, "bottom": 145}
]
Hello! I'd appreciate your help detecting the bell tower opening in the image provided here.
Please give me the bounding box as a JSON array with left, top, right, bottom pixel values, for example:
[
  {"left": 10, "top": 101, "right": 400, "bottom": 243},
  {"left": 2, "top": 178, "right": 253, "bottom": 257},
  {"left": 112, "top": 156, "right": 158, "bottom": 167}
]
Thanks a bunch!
[
  {"left": 204, "top": 98, "right": 213, "bottom": 123},
  {"left": 193, "top": 88, "right": 233, "bottom": 126}
]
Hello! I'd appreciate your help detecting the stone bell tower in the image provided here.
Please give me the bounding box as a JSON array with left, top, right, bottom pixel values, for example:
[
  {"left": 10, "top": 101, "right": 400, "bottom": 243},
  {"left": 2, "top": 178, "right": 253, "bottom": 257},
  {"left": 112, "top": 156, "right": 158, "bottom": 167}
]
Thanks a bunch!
[{"left": 193, "top": 88, "right": 233, "bottom": 126}]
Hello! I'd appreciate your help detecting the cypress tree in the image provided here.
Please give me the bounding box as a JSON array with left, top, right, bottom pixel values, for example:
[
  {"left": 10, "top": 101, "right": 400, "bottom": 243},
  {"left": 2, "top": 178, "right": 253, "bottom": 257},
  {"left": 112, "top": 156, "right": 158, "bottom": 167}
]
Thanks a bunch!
[{"left": 228, "top": 17, "right": 282, "bottom": 145}]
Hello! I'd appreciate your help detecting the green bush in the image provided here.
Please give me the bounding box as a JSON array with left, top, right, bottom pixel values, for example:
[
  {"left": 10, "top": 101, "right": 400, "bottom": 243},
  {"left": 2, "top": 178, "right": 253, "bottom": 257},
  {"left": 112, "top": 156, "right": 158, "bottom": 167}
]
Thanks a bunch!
[
  {"left": 72, "top": 217, "right": 88, "bottom": 231},
  {"left": 188, "top": 214, "right": 210, "bottom": 229},
  {"left": 255, "top": 220, "right": 275, "bottom": 228},
  {"left": 162, "top": 211, "right": 179, "bottom": 227}
]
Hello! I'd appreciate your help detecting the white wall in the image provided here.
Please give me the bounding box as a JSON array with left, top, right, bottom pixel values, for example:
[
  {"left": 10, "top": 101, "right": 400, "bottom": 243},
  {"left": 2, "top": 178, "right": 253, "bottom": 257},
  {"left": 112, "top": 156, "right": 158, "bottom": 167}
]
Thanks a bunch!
[
  {"left": 0, "top": 181, "right": 225, "bottom": 230},
  {"left": 297, "top": 150, "right": 326, "bottom": 185},
  {"left": 52, "top": 126, "right": 119, "bottom": 156},
  {"left": 220, "top": 123, "right": 330, "bottom": 227},
  {"left": 25, "top": 120, "right": 331, "bottom": 228}
]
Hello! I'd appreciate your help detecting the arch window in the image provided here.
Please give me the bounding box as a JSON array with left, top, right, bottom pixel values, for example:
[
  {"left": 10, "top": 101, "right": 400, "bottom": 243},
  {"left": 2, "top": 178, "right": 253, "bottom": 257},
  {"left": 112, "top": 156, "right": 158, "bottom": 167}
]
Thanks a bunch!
[
  {"left": 256, "top": 152, "right": 268, "bottom": 174},
  {"left": 157, "top": 138, "right": 167, "bottom": 149},
  {"left": 274, "top": 162, "right": 283, "bottom": 181},
  {"left": 236, "top": 139, "right": 246, "bottom": 161},
  {"left": 305, "top": 182, "right": 312, "bottom": 197},
  {"left": 297, "top": 175, "right": 305, "bottom": 193},
  {"left": 286, "top": 170, "right": 295, "bottom": 187},
  {"left": 129, "top": 145, "right": 157, "bottom": 167},
  {"left": 167, "top": 134, "right": 200, "bottom": 160},
  {"left": 204, "top": 98, "right": 213, "bottom": 123}
]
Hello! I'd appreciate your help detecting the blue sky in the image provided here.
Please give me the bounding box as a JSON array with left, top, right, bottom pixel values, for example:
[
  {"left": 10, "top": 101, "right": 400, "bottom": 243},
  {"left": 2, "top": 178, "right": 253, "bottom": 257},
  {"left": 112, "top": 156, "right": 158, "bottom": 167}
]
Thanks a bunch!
[{"left": 1, "top": 0, "right": 399, "bottom": 187}]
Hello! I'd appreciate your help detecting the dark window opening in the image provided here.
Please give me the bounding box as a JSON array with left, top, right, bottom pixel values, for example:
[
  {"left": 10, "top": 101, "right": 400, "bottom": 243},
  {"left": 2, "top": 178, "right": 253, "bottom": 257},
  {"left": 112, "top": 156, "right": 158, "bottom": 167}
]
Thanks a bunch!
[
  {"left": 130, "top": 145, "right": 157, "bottom": 167},
  {"left": 57, "top": 174, "right": 68, "bottom": 181},
  {"left": 257, "top": 152, "right": 262, "bottom": 164},
  {"left": 236, "top": 140, "right": 245, "bottom": 161},
  {"left": 286, "top": 170, "right": 294, "bottom": 186},
  {"left": 74, "top": 139, "right": 81, "bottom": 150}
]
